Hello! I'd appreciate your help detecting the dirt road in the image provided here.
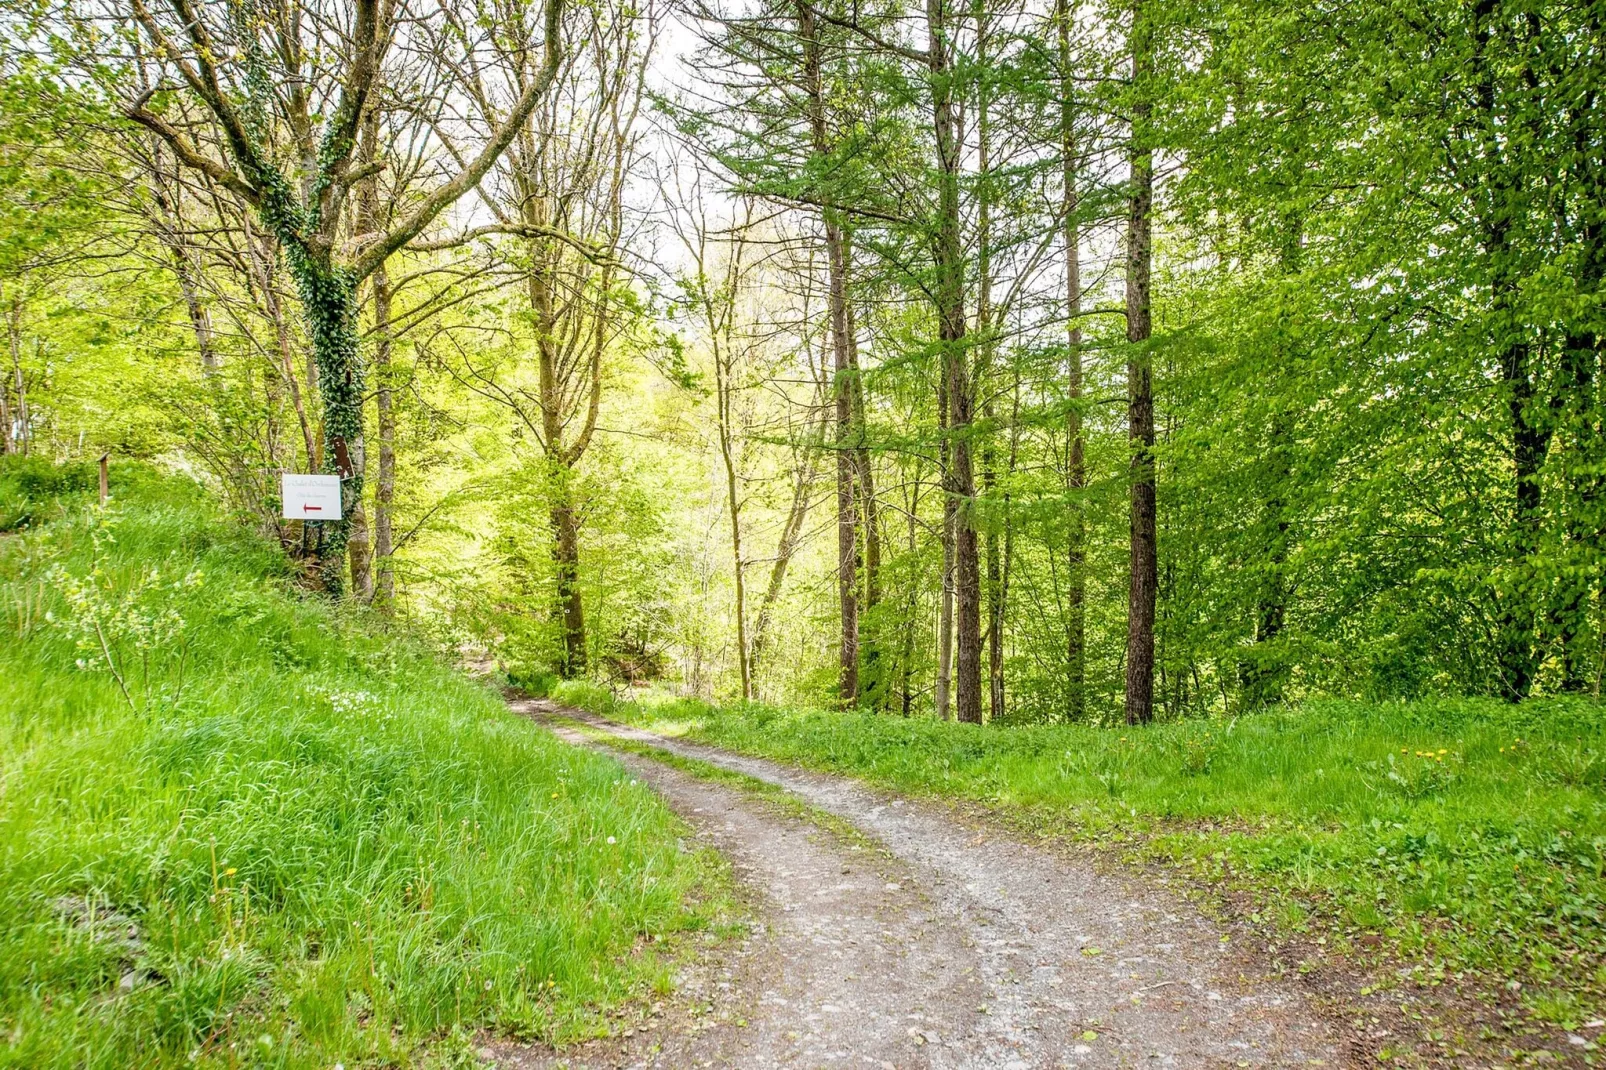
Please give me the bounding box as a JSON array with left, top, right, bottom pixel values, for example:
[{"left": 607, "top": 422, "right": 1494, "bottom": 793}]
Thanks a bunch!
[{"left": 496, "top": 699, "right": 1345, "bottom": 1069}]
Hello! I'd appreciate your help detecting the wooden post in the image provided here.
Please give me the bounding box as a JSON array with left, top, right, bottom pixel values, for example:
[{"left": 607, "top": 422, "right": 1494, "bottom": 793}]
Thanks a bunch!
[{"left": 98, "top": 453, "right": 109, "bottom": 506}]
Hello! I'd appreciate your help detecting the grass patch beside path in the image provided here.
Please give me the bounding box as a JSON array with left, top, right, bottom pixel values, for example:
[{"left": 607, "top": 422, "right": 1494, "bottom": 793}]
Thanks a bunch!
[
  {"left": 556, "top": 684, "right": 1606, "bottom": 1029},
  {"left": 0, "top": 467, "right": 725, "bottom": 1069}
]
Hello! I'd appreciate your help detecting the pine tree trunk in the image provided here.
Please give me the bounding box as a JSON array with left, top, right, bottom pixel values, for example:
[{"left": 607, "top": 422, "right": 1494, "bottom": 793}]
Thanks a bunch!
[
  {"left": 936, "top": 373, "right": 955, "bottom": 721},
  {"left": 977, "top": 12, "right": 1004, "bottom": 723},
  {"left": 1124, "top": 0, "right": 1157, "bottom": 726},
  {"left": 902, "top": 480, "right": 920, "bottom": 716}
]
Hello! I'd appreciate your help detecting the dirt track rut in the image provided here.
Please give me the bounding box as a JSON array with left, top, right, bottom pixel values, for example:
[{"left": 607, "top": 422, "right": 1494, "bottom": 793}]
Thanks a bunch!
[{"left": 498, "top": 699, "right": 1346, "bottom": 1069}]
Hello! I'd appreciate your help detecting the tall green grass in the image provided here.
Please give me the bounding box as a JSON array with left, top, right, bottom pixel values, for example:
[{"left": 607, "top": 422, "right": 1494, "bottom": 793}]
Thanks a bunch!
[
  {"left": 0, "top": 465, "right": 724, "bottom": 1068},
  {"left": 602, "top": 691, "right": 1606, "bottom": 1026}
]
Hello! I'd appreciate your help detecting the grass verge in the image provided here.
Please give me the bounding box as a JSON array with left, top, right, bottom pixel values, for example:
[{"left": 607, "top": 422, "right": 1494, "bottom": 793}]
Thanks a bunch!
[
  {"left": 0, "top": 464, "right": 728, "bottom": 1069},
  {"left": 550, "top": 683, "right": 1606, "bottom": 1035}
]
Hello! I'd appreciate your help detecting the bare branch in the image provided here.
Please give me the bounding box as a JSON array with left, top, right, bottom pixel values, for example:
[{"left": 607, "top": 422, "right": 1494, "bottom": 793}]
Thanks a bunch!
[{"left": 352, "top": 0, "right": 569, "bottom": 280}]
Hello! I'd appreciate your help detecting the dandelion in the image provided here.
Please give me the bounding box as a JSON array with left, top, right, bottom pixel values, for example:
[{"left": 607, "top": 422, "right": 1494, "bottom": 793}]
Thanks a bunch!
[
  {"left": 224, "top": 867, "right": 237, "bottom": 876},
  {"left": 606, "top": 836, "right": 617, "bottom": 844}
]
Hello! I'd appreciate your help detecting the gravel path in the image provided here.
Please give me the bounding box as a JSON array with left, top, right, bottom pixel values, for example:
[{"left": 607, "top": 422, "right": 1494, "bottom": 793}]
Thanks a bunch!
[{"left": 497, "top": 699, "right": 1347, "bottom": 1069}]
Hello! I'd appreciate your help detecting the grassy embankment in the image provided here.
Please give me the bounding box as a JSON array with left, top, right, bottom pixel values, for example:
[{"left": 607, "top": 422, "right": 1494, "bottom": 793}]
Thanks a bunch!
[
  {"left": 0, "top": 459, "right": 729, "bottom": 1069},
  {"left": 548, "top": 679, "right": 1605, "bottom": 1030}
]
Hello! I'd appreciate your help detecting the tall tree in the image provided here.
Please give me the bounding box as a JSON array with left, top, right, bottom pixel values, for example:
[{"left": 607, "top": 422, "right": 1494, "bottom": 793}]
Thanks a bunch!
[
  {"left": 1124, "top": 0, "right": 1156, "bottom": 725},
  {"left": 1056, "top": 0, "right": 1087, "bottom": 721},
  {"left": 796, "top": 0, "right": 860, "bottom": 705}
]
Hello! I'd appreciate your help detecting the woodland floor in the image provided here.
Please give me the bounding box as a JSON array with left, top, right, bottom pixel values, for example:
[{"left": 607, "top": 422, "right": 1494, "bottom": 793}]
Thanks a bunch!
[{"left": 489, "top": 698, "right": 1355, "bottom": 1069}]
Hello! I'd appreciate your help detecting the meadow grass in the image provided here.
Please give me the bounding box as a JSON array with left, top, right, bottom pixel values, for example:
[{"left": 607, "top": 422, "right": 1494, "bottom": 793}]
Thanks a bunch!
[
  {"left": 0, "top": 463, "right": 728, "bottom": 1068},
  {"left": 567, "top": 684, "right": 1606, "bottom": 1027}
]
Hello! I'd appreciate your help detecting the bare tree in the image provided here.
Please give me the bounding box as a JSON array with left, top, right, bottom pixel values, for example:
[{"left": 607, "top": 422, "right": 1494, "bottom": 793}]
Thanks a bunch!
[
  {"left": 432, "top": 0, "right": 654, "bottom": 671},
  {"left": 114, "top": 0, "right": 568, "bottom": 593}
]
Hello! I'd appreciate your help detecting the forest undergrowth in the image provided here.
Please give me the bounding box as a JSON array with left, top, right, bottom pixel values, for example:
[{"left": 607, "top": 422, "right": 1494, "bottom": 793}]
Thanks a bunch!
[{"left": 0, "top": 461, "right": 733, "bottom": 1069}]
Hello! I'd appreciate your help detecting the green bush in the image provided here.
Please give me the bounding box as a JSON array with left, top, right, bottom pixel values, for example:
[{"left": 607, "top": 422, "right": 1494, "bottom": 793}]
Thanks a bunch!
[
  {"left": 551, "top": 679, "right": 618, "bottom": 715},
  {"left": 507, "top": 664, "right": 560, "bottom": 698},
  {"left": 0, "top": 455, "right": 97, "bottom": 531}
]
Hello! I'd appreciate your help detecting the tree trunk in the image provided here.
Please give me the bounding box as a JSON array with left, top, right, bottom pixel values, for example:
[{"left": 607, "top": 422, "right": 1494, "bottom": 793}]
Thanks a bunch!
[
  {"left": 1465, "top": 0, "right": 1546, "bottom": 701},
  {"left": 751, "top": 422, "right": 820, "bottom": 677},
  {"left": 245, "top": 221, "right": 318, "bottom": 472},
  {"left": 6, "top": 293, "right": 28, "bottom": 456},
  {"left": 1498, "top": 333, "right": 1546, "bottom": 700},
  {"left": 357, "top": 114, "right": 397, "bottom": 611},
  {"left": 902, "top": 479, "right": 920, "bottom": 716},
  {"left": 168, "top": 244, "right": 220, "bottom": 376},
  {"left": 290, "top": 253, "right": 366, "bottom": 598},
  {"left": 848, "top": 301, "right": 884, "bottom": 705},
  {"left": 523, "top": 190, "right": 589, "bottom": 677},
  {"left": 926, "top": 0, "right": 982, "bottom": 724},
  {"left": 150, "top": 162, "right": 221, "bottom": 376},
  {"left": 834, "top": 298, "right": 860, "bottom": 707},
  {"left": 977, "top": 10, "right": 1004, "bottom": 723},
  {"left": 551, "top": 489, "right": 587, "bottom": 675},
  {"left": 798, "top": 1, "right": 860, "bottom": 706},
  {"left": 1, "top": 288, "right": 14, "bottom": 455},
  {"left": 347, "top": 457, "right": 373, "bottom": 599},
  {"left": 0, "top": 354, "right": 10, "bottom": 455},
  {"left": 714, "top": 331, "right": 752, "bottom": 700},
  {"left": 1124, "top": 0, "right": 1157, "bottom": 726},
  {"left": 1058, "top": 0, "right": 1087, "bottom": 721},
  {"left": 370, "top": 256, "right": 397, "bottom": 610},
  {"left": 936, "top": 373, "right": 956, "bottom": 720}
]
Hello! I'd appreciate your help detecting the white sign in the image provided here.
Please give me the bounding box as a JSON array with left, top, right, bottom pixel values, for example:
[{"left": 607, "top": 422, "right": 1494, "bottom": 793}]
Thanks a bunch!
[{"left": 281, "top": 473, "right": 343, "bottom": 521}]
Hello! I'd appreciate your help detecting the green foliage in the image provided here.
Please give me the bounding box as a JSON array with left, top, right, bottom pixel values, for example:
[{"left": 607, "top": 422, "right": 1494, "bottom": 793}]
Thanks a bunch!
[
  {"left": 0, "top": 455, "right": 95, "bottom": 531},
  {"left": 603, "top": 693, "right": 1606, "bottom": 1015},
  {"left": 551, "top": 679, "right": 620, "bottom": 716},
  {"left": 507, "top": 664, "right": 561, "bottom": 698},
  {"left": 0, "top": 468, "right": 727, "bottom": 1067}
]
